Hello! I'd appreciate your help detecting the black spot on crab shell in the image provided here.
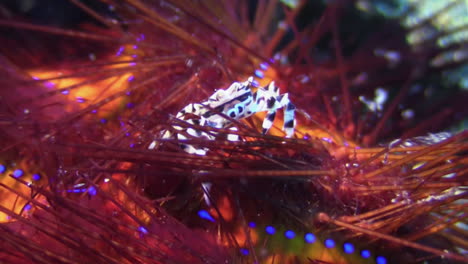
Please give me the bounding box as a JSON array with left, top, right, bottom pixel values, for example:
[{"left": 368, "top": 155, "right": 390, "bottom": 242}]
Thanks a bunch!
[
  {"left": 284, "top": 120, "right": 294, "bottom": 128},
  {"left": 266, "top": 112, "right": 276, "bottom": 121},
  {"left": 266, "top": 98, "right": 276, "bottom": 109}
]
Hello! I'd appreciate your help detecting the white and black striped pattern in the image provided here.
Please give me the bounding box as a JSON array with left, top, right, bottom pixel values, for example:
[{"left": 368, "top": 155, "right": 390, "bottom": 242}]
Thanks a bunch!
[{"left": 149, "top": 77, "right": 296, "bottom": 155}]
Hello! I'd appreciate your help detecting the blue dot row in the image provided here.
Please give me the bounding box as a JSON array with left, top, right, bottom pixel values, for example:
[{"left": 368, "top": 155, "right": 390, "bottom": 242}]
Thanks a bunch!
[
  {"left": 245, "top": 222, "right": 387, "bottom": 264},
  {"left": 198, "top": 211, "right": 388, "bottom": 263},
  {"left": 1, "top": 163, "right": 100, "bottom": 196},
  {"left": 0, "top": 164, "right": 41, "bottom": 181}
]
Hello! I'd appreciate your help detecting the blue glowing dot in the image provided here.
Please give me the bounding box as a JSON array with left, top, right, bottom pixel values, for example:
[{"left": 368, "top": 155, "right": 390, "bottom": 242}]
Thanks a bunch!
[
  {"left": 284, "top": 230, "right": 295, "bottom": 239},
  {"left": 133, "top": 45, "right": 138, "bottom": 50},
  {"left": 0, "top": 164, "right": 6, "bottom": 173},
  {"left": 254, "top": 69, "right": 265, "bottom": 79},
  {"left": 61, "top": 90, "right": 69, "bottom": 95},
  {"left": 259, "top": 63, "right": 268, "bottom": 70},
  {"left": 100, "top": 119, "right": 107, "bottom": 124},
  {"left": 265, "top": 226, "right": 276, "bottom": 235},
  {"left": 138, "top": 226, "right": 148, "bottom": 234},
  {"left": 304, "top": 233, "right": 316, "bottom": 243},
  {"left": 248, "top": 222, "right": 256, "bottom": 228},
  {"left": 376, "top": 256, "right": 387, "bottom": 264},
  {"left": 129, "top": 143, "right": 135, "bottom": 148},
  {"left": 343, "top": 242, "right": 355, "bottom": 254},
  {"left": 45, "top": 81, "right": 55, "bottom": 88},
  {"left": 91, "top": 109, "right": 97, "bottom": 114},
  {"left": 361, "top": 250, "right": 371, "bottom": 258},
  {"left": 13, "top": 169, "right": 24, "bottom": 178},
  {"left": 116, "top": 46, "right": 124, "bottom": 56},
  {"left": 76, "top": 97, "right": 85, "bottom": 103},
  {"left": 24, "top": 204, "right": 32, "bottom": 211},
  {"left": 140, "top": 34, "right": 145, "bottom": 40},
  {"left": 127, "top": 75, "right": 135, "bottom": 82},
  {"left": 325, "top": 239, "right": 335, "bottom": 248},
  {"left": 88, "top": 186, "right": 97, "bottom": 196},
  {"left": 125, "top": 132, "right": 131, "bottom": 137},
  {"left": 240, "top": 248, "right": 249, "bottom": 255},
  {"left": 68, "top": 188, "right": 87, "bottom": 193},
  {"left": 131, "top": 54, "right": 138, "bottom": 58},
  {"left": 32, "top": 174, "right": 41, "bottom": 181},
  {"left": 126, "top": 102, "right": 135, "bottom": 108},
  {"left": 197, "top": 210, "right": 215, "bottom": 222}
]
